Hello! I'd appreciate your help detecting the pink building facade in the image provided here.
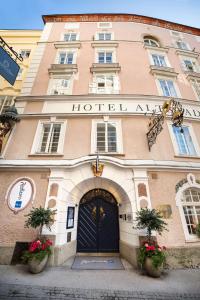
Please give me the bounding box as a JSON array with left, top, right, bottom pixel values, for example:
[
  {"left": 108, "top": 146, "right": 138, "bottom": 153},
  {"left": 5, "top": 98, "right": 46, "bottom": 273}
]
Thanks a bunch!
[{"left": 0, "top": 14, "right": 200, "bottom": 267}]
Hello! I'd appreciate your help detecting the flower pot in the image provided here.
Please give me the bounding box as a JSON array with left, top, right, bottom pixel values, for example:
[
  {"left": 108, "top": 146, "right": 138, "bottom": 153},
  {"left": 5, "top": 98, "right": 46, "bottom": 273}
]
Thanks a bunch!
[
  {"left": 144, "top": 257, "right": 163, "bottom": 278},
  {"left": 28, "top": 254, "right": 48, "bottom": 274}
]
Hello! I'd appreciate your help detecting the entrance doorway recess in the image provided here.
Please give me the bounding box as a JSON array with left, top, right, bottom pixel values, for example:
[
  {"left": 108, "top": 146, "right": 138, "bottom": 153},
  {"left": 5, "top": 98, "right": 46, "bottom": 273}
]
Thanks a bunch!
[{"left": 77, "top": 189, "right": 119, "bottom": 253}]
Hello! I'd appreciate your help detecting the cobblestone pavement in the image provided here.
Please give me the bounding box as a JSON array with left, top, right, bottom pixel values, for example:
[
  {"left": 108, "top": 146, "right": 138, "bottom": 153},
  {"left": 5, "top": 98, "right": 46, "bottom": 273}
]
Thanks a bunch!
[{"left": 0, "top": 284, "right": 200, "bottom": 300}]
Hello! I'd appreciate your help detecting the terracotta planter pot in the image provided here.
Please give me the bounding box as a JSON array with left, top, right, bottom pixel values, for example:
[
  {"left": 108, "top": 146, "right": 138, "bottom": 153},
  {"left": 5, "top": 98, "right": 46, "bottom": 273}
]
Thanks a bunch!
[
  {"left": 144, "top": 257, "right": 163, "bottom": 278},
  {"left": 28, "top": 255, "right": 48, "bottom": 274}
]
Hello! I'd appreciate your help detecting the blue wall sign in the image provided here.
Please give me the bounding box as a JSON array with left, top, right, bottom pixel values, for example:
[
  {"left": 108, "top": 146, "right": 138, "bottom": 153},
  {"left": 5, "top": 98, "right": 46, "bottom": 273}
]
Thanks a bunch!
[{"left": 0, "top": 46, "right": 20, "bottom": 86}]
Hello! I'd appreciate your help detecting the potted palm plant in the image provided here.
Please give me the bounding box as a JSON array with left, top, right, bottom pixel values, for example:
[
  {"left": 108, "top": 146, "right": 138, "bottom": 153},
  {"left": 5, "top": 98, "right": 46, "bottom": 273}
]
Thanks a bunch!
[
  {"left": 22, "top": 206, "right": 56, "bottom": 273},
  {"left": 135, "top": 208, "right": 168, "bottom": 277}
]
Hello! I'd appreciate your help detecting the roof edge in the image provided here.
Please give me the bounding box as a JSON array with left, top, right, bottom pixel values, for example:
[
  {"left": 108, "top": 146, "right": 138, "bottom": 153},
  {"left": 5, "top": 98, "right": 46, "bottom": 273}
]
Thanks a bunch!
[{"left": 42, "top": 13, "right": 200, "bottom": 36}]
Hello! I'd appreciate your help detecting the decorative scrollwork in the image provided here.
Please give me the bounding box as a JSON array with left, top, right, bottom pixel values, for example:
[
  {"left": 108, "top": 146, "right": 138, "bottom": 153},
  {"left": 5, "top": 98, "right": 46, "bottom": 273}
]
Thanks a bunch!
[{"left": 146, "top": 98, "right": 184, "bottom": 151}]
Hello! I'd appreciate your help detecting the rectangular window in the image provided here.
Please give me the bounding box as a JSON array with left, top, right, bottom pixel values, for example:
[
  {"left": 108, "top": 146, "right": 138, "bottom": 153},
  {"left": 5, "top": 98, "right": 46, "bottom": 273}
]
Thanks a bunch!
[
  {"left": 97, "top": 22, "right": 112, "bottom": 29},
  {"left": 152, "top": 54, "right": 167, "bottom": 67},
  {"left": 176, "top": 41, "right": 188, "bottom": 50},
  {"left": 50, "top": 78, "right": 71, "bottom": 95},
  {"left": 159, "top": 79, "right": 177, "bottom": 97},
  {"left": 191, "top": 79, "right": 200, "bottom": 100},
  {"left": 39, "top": 123, "right": 61, "bottom": 153},
  {"left": 98, "top": 51, "right": 112, "bottom": 63},
  {"left": 58, "top": 52, "right": 74, "bottom": 64},
  {"left": 63, "top": 33, "right": 77, "bottom": 41},
  {"left": 96, "top": 75, "right": 114, "bottom": 93},
  {"left": 0, "top": 96, "right": 15, "bottom": 113},
  {"left": 96, "top": 122, "right": 117, "bottom": 153},
  {"left": 172, "top": 126, "right": 197, "bottom": 156},
  {"left": 98, "top": 33, "right": 112, "bottom": 41},
  {"left": 20, "top": 50, "right": 31, "bottom": 58}
]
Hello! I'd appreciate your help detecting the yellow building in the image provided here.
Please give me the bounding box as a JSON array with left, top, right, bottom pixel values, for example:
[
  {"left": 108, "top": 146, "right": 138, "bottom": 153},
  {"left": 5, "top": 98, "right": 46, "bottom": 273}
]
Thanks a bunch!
[{"left": 0, "top": 29, "right": 41, "bottom": 112}]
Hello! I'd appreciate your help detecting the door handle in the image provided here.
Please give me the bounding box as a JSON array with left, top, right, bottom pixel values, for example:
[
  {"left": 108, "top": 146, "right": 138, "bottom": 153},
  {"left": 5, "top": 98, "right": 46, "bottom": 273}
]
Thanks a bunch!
[{"left": 91, "top": 206, "right": 96, "bottom": 221}]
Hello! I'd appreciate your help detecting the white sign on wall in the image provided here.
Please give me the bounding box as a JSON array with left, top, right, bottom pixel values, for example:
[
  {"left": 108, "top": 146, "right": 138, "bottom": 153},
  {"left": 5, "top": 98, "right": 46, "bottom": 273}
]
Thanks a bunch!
[{"left": 6, "top": 178, "right": 35, "bottom": 213}]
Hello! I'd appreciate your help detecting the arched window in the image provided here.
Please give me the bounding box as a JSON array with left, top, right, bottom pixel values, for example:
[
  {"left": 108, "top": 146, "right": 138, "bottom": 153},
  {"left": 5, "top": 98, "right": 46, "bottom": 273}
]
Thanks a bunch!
[
  {"left": 144, "top": 36, "right": 160, "bottom": 47},
  {"left": 181, "top": 188, "right": 200, "bottom": 235}
]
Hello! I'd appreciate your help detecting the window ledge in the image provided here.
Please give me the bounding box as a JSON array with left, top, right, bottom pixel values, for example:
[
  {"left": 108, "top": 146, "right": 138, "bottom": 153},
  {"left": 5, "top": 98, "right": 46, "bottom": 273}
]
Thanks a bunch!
[
  {"left": 175, "top": 49, "right": 199, "bottom": 59},
  {"left": 185, "top": 238, "right": 200, "bottom": 243},
  {"left": 54, "top": 41, "right": 81, "bottom": 49},
  {"left": 29, "top": 153, "right": 64, "bottom": 157},
  {"left": 150, "top": 65, "right": 178, "bottom": 77},
  {"left": 90, "top": 153, "right": 125, "bottom": 157},
  {"left": 91, "top": 41, "right": 118, "bottom": 48},
  {"left": 90, "top": 63, "right": 121, "bottom": 73},
  {"left": 48, "top": 64, "right": 78, "bottom": 75},
  {"left": 174, "top": 155, "right": 200, "bottom": 159},
  {"left": 185, "top": 71, "right": 200, "bottom": 80},
  {"left": 144, "top": 45, "right": 169, "bottom": 52}
]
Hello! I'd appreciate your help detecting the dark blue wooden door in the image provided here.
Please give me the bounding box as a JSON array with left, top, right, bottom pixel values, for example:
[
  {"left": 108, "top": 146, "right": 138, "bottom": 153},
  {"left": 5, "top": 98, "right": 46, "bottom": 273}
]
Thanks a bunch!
[{"left": 77, "top": 190, "right": 119, "bottom": 253}]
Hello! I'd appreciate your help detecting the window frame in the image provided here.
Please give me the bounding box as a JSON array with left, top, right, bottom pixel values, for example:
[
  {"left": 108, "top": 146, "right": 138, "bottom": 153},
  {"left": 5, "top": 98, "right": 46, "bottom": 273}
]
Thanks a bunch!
[
  {"left": 20, "top": 49, "right": 31, "bottom": 59},
  {"left": 155, "top": 76, "right": 181, "bottom": 98},
  {"left": 167, "top": 122, "right": 200, "bottom": 157},
  {"left": 175, "top": 174, "right": 200, "bottom": 242},
  {"left": 95, "top": 48, "right": 116, "bottom": 63},
  {"left": 95, "top": 32, "right": 113, "bottom": 41},
  {"left": 61, "top": 32, "right": 79, "bottom": 42},
  {"left": 89, "top": 73, "right": 120, "bottom": 94},
  {"left": 91, "top": 119, "right": 123, "bottom": 154},
  {"left": 47, "top": 76, "right": 73, "bottom": 95},
  {"left": 31, "top": 120, "right": 67, "bottom": 155},
  {"left": 97, "top": 22, "right": 112, "bottom": 29},
  {"left": 190, "top": 78, "right": 200, "bottom": 101},
  {"left": 56, "top": 49, "right": 77, "bottom": 65},
  {"left": 144, "top": 38, "right": 160, "bottom": 47}
]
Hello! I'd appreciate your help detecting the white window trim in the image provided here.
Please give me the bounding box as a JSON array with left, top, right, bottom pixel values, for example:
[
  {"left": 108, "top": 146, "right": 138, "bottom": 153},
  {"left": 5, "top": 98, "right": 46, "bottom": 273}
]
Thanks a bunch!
[
  {"left": 155, "top": 76, "right": 181, "bottom": 98},
  {"left": 64, "top": 23, "right": 79, "bottom": 29},
  {"left": 55, "top": 49, "right": 77, "bottom": 64},
  {"left": 190, "top": 78, "right": 200, "bottom": 101},
  {"left": 60, "top": 32, "right": 80, "bottom": 42},
  {"left": 170, "top": 30, "right": 183, "bottom": 39},
  {"left": 167, "top": 121, "right": 200, "bottom": 157},
  {"left": 89, "top": 73, "right": 120, "bottom": 94},
  {"left": 175, "top": 39, "right": 191, "bottom": 51},
  {"left": 91, "top": 119, "right": 123, "bottom": 154},
  {"left": 94, "top": 32, "right": 114, "bottom": 41},
  {"left": 47, "top": 76, "right": 73, "bottom": 95},
  {"left": 179, "top": 55, "right": 200, "bottom": 73},
  {"left": 31, "top": 120, "right": 67, "bottom": 155},
  {"left": 147, "top": 49, "right": 171, "bottom": 67},
  {"left": 95, "top": 48, "right": 116, "bottom": 63},
  {"left": 97, "top": 22, "right": 112, "bottom": 29},
  {"left": 175, "top": 173, "right": 200, "bottom": 242}
]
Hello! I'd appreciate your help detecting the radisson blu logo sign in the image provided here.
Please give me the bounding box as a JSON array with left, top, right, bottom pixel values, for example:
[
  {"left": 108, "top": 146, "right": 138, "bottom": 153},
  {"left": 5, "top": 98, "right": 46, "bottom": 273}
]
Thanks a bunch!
[{"left": 0, "top": 46, "right": 20, "bottom": 85}]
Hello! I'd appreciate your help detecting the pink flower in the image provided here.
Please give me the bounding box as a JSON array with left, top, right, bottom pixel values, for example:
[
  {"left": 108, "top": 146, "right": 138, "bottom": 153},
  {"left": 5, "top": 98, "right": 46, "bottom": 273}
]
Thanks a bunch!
[{"left": 144, "top": 243, "right": 149, "bottom": 247}]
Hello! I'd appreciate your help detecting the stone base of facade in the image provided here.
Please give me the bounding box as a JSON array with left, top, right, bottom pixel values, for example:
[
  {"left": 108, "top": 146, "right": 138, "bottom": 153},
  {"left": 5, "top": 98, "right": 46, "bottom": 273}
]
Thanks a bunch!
[
  {"left": 0, "top": 247, "right": 14, "bottom": 265},
  {"left": 48, "top": 240, "right": 77, "bottom": 266},
  {"left": 119, "top": 240, "right": 138, "bottom": 268},
  {"left": 165, "top": 246, "right": 200, "bottom": 269},
  {"left": 1, "top": 242, "right": 200, "bottom": 269}
]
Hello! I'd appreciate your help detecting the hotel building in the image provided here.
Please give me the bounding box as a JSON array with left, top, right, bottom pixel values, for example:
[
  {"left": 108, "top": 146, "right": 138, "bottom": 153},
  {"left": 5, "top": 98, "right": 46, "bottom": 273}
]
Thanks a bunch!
[{"left": 0, "top": 14, "right": 200, "bottom": 267}]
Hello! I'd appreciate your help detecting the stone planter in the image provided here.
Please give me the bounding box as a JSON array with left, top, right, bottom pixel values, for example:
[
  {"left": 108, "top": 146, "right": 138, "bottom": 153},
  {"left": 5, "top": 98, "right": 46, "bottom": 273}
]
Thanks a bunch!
[
  {"left": 28, "top": 255, "right": 48, "bottom": 274},
  {"left": 144, "top": 257, "right": 163, "bottom": 278}
]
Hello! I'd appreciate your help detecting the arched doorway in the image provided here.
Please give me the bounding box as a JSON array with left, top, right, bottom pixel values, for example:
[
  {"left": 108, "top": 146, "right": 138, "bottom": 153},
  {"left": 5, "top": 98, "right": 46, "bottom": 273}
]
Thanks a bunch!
[{"left": 77, "top": 189, "right": 119, "bottom": 253}]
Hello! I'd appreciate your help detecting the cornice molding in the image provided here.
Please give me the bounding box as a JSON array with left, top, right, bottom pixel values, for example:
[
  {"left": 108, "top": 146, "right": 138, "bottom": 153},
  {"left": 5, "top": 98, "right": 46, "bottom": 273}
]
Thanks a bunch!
[
  {"left": 1, "top": 157, "right": 200, "bottom": 171},
  {"left": 15, "top": 94, "right": 200, "bottom": 106},
  {"left": 42, "top": 13, "right": 200, "bottom": 36}
]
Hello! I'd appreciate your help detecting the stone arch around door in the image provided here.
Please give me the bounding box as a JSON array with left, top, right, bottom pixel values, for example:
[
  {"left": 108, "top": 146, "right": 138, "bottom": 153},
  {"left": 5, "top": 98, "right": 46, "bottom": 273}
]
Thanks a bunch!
[{"left": 77, "top": 189, "right": 119, "bottom": 253}]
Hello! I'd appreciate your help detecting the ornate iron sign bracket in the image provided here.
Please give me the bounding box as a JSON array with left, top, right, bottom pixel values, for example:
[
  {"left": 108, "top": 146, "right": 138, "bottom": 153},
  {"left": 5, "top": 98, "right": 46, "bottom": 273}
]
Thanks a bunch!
[
  {"left": 0, "top": 37, "right": 23, "bottom": 62},
  {"left": 91, "top": 153, "right": 104, "bottom": 177},
  {"left": 146, "top": 99, "right": 184, "bottom": 151}
]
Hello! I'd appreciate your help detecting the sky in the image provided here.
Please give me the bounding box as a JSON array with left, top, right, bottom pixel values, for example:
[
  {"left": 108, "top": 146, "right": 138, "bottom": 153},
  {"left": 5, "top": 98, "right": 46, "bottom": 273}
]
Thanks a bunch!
[{"left": 0, "top": 0, "right": 200, "bottom": 30}]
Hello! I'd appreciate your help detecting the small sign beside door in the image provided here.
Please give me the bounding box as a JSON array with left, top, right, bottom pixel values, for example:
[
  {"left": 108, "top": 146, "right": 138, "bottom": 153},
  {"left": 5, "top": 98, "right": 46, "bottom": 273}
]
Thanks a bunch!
[
  {"left": 66, "top": 206, "right": 75, "bottom": 229},
  {"left": 6, "top": 177, "right": 35, "bottom": 213}
]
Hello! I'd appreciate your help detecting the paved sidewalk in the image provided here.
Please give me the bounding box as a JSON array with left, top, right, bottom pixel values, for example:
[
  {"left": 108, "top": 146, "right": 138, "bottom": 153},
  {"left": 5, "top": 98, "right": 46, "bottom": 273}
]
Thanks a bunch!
[{"left": 0, "top": 261, "right": 200, "bottom": 299}]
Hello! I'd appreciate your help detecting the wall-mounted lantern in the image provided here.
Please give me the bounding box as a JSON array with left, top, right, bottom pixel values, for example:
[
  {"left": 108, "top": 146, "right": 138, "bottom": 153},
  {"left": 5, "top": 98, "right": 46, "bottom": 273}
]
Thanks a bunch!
[
  {"left": 0, "top": 105, "right": 20, "bottom": 154},
  {"left": 146, "top": 98, "right": 184, "bottom": 151}
]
